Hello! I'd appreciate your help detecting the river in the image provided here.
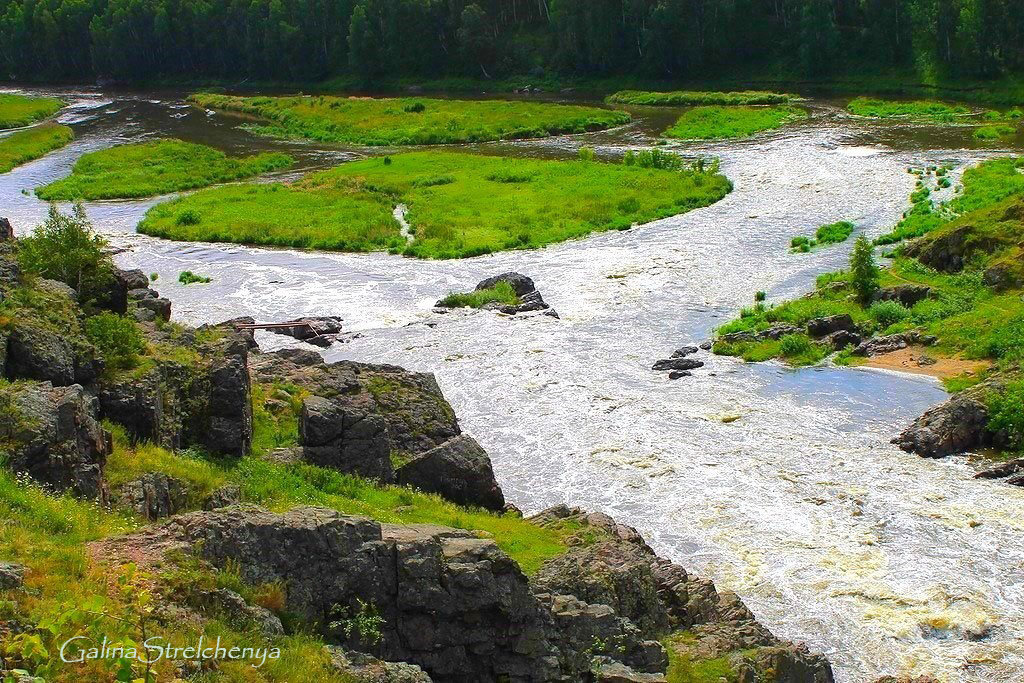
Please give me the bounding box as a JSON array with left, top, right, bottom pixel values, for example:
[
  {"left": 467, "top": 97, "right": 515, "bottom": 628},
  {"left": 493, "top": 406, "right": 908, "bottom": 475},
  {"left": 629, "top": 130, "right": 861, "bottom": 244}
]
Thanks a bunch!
[{"left": 3, "top": 86, "right": 1024, "bottom": 683}]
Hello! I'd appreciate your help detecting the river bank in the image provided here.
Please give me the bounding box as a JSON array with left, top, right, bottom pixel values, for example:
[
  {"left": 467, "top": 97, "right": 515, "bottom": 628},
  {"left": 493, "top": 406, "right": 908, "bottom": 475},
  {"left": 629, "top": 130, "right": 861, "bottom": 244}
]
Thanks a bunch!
[{"left": 1, "top": 86, "right": 1023, "bottom": 681}]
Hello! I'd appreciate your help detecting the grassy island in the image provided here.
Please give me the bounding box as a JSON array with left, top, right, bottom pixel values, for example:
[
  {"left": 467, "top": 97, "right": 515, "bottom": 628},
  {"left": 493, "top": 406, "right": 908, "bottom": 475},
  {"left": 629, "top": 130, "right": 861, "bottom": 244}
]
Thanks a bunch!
[
  {"left": 0, "top": 123, "right": 74, "bottom": 173},
  {"left": 35, "top": 139, "right": 293, "bottom": 200},
  {"left": 189, "top": 93, "right": 631, "bottom": 146},
  {"left": 0, "top": 93, "right": 63, "bottom": 128},
  {"left": 664, "top": 105, "right": 807, "bottom": 140},
  {"left": 846, "top": 97, "right": 971, "bottom": 122},
  {"left": 790, "top": 220, "right": 855, "bottom": 252},
  {"left": 139, "top": 150, "right": 732, "bottom": 258},
  {"left": 606, "top": 90, "right": 798, "bottom": 106}
]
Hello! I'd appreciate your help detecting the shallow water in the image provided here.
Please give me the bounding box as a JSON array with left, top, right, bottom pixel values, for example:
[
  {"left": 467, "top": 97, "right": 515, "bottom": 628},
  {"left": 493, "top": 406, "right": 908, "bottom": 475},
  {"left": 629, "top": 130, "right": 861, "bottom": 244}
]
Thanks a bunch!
[{"left": 4, "top": 86, "right": 1024, "bottom": 682}]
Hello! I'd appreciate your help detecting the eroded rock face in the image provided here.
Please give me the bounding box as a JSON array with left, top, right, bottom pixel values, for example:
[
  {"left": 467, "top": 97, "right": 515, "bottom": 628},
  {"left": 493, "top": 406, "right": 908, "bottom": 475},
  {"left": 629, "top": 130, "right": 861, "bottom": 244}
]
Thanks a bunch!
[
  {"left": 326, "top": 647, "right": 433, "bottom": 683},
  {"left": 101, "top": 506, "right": 564, "bottom": 682},
  {"left": 1, "top": 382, "right": 110, "bottom": 501},
  {"left": 892, "top": 392, "right": 990, "bottom": 458},
  {"left": 395, "top": 434, "right": 505, "bottom": 511},
  {"left": 112, "top": 472, "right": 187, "bottom": 521},
  {"left": 300, "top": 395, "right": 394, "bottom": 482},
  {"left": 806, "top": 314, "right": 856, "bottom": 338},
  {"left": 872, "top": 285, "right": 932, "bottom": 309}
]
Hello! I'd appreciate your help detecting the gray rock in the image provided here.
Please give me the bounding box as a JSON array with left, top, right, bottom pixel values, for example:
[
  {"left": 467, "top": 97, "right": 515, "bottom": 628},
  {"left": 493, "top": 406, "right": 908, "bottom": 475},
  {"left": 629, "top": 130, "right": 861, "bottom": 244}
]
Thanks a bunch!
[
  {"left": 718, "top": 324, "right": 802, "bottom": 344},
  {"left": 326, "top": 647, "right": 433, "bottom": 682},
  {"left": 593, "top": 659, "right": 668, "bottom": 683},
  {"left": 1, "top": 382, "right": 110, "bottom": 501},
  {"left": 134, "top": 295, "right": 172, "bottom": 321},
  {"left": 0, "top": 217, "right": 13, "bottom": 241},
  {"left": 652, "top": 358, "right": 704, "bottom": 372},
  {"left": 6, "top": 324, "right": 75, "bottom": 385},
  {"left": 892, "top": 392, "right": 990, "bottom": 458},
  {"left": 205, "top": 336, "right": 252, "bottom": 457},
  {"left": 475, "top": 272, "right": 537, "bottom": 297},
  {"left": 267, "top": 316, "right": 344, "bottom": 347},
  {"left": 395, "top": 434, "right": 505, "bottom": 511},
  {"left": 872, "top": 285, "right": 932, "bottom": 308},
  {"left": 822, "top": 329, "right": 862, "bottom": 351},
  {"left": 670, "top": 346, "right": 699, "bottom": 358},
  {"left": 300, "top": 396, "right": 395, "bottom": 482},
  {"left": 982, "top": 261, "right": 1023, "bottom": 292},
  {"left": 200, "top": 588, "right": 284, "bottom": 636},
  {"left": 668, "top": 371, "right": 691, "bottom": 379},
  {"left": 806, "top": 314, "right": 855, "bottom": 338},
  {"left": 699, "top": 340, "right": 713, "bottom": 350},
  {"left": 853, "top": 331, "right": 937, "bottom": 357},
  {"left": 113, "top": 473, "right": 187, "bottom": 521},
  {"left": 204, "top": 484, "right": 242, "bottom": 510},
  {"left": 975, "top": 458, "right": 1024, "bottom": 480},
  {"left": 0, "top": 561, "right": 25, "bottom": 589}
]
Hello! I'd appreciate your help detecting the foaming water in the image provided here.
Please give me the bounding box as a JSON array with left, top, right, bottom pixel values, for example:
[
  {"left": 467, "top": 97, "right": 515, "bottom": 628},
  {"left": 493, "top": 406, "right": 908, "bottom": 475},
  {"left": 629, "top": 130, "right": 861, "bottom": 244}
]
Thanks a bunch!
[{"left": 3, "top": 87, "right": 1024, "bottom": 682}]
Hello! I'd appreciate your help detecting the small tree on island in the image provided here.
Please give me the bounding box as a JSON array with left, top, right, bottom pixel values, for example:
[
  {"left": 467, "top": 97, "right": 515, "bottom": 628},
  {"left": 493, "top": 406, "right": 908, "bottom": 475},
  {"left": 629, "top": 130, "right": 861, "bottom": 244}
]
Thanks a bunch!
[{"left": 849, "top": 235, "right": 880, "bottom": 304}]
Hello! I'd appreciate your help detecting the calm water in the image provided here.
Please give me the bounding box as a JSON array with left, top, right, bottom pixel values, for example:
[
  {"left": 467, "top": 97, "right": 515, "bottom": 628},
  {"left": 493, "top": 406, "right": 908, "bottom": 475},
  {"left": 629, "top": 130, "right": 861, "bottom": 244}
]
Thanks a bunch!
[{"left": 3, "top": 86, "right": 1024, "bottom": 683}]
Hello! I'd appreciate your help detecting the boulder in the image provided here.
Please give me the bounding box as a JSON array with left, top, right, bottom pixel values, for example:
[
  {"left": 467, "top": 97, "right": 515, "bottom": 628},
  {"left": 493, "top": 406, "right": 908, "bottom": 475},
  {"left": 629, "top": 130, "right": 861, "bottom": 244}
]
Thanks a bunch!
[
  {"left": 902, "top": 225, "right": 980, "bottom": 273},
  {"left": 96, "top": 267, "right": 149, "bottom": 314},
  {"left": 1, "top": 382, "right": 110, "bottom": 501},
  {"left": 668, "top": 371, "right": 691, "bottom": 380},
  {"left": 806, "top": 314, "right": 855, "bottom": 338},
  {"left": 475, "top": 272, "right": 537, "bottom": 297},
  {"left": 437, "top": 272, "right": 556, "bottom": 316},
  {"left": 0, "top": 561, "right": 25, "bottom": 589},
  {"left": 975, "top": 458, "right": 1024, "bottom": 480},
  {"left": 204, "top": 484, "right": 242, "bottom": 510},
  {"left": 326, "top": 647, "right": 433, "bottom": 683},
  {"left": 892, "top": 392, "right": 990, "bottom": 458},
  {"left": 133, "top": 294, "right": 172, "bottom": 322},
  {"left": 300, "top": 395, "right": 394, "bottom": 482},
  {"left": 395, "top": 434, "right": 505, "bottom": 511},
  {"left": 0, "top": 217, "right": 13, "bottom": 241},
  {"left": 113, "top": 473, "right": 187, "bottom": 521},
  {"left": 822, "top": 329, "right": 862, "bottom": 351},
  {"left": 593, "top": 660, "right": 667, "bottom": 683},
  {"left": 719, "top": 324, "right": 802, "bottom": 344},
  {"left": 872, "top": 285, "right": 932, "bottom": 308},
  {"left": 5, "top": 324, "right": 76, "bottom": 385},
  {"left": 199, "top": 588, "right": 284, "bottom": 636},
  {"left": 266, "top": 316, "right": 344, "bottom": 348},
  {"left": 853, "top": 331, "right": 937, "bottom": 357},
  {"left": 671, "top": 346, "right": 698, "bottom": 358},
  {"left": 652, "top": 358, "right": 704, "bottom": 372}
]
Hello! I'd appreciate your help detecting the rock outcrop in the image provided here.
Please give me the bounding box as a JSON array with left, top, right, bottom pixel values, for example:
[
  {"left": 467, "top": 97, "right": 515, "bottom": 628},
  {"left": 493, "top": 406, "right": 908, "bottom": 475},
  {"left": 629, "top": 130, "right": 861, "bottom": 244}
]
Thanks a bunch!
[
  {"left": 806, "top": 314, "right": 856, "bottom": 338},
  {"left": 853, "top": 331, "right": 937, "bottom": 357},
  {"left": 871, "top": 285, "right": 932, "bottom": 308},
  {"left": 266, "top": 316, "right": 344, "bottom": 347},
  {"left": 892, "top": 389, "right": 991, "bottom": 458},
  {"left": 0, "top": 381, "right": 110, "bottom": 501},
  {"left": 112, "top": 472, "right": 188, "bottom": 521},
  {"left": 436, "top": 272, "right": 557, "bottom": 317}
]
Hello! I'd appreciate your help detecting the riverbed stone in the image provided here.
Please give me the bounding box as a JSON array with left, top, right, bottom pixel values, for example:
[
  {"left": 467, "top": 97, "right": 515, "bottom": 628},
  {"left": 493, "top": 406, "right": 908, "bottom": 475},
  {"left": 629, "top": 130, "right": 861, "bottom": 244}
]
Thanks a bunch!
[{"left": 652, "top": 357, "right": 704, "bottom": 372}]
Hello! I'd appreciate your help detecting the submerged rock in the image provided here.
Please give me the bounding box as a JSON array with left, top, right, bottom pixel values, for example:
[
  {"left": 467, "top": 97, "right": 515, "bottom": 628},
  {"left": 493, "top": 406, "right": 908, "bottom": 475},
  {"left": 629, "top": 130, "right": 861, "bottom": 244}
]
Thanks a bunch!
[{"left": 652, "top": 357, "right": 704, "bottom": 372}]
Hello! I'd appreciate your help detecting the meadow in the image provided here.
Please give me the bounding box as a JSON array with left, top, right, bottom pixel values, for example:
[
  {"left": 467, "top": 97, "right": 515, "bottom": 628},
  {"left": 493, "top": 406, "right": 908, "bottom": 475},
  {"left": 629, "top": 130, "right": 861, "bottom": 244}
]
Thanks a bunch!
[
  {"left": 606, "top": 90, "right": 798, "bottom": 106},
  {"left": 663, "top": 105, "right": 807, "bottom": 140},
  {"left": 139, "top": 151, "right": 732, "bottom": 258},
  {"left": 0, "top": 93, "right": 64, "bottom": 128},
  {"left": 0, "top": 123, "right": 74, "bottom": 173},
  {"left": 189, "top": 93, "right": 631, "bottom": 146},
  {"left": 35, "top": 139, "right": 293, "bottom": 200}
]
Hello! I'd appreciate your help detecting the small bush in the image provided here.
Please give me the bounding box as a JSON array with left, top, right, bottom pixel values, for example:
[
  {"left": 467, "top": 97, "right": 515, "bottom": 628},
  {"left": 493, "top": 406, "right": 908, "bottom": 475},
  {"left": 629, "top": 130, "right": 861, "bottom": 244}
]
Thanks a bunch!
[
  {"left": 578, "top": 147, "right": 596, "bottom": 162},
  {"left": 175, "top": 209, "right": 201, "bottom": 226},
  {"left": 779, "top": 334, "right": 813, "bottom": 357},
  {"left": 403, "top": 101, "right": 426, "bottom": 113},
  {"left": 987, "top": 381, "right": 1024, "bottom": 452},
  {"left": 85, "top": 313, "right": 145, "bottom": 370},
  {"left": 754, "top": 291, "right": 766, "bottom": 302},
  {"left": 178, "top": 270, "right": 212, "bottom": 285},
  {"left": 869, "top": 300, "right": 910, "bottom": 328}
]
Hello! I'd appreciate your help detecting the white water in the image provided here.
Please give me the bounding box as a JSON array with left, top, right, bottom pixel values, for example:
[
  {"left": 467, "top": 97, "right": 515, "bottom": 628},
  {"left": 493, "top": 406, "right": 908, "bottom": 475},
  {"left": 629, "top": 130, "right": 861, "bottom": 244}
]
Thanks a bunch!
[{"left": 4, "top": 88, "right": 1024, "bottom": 682}]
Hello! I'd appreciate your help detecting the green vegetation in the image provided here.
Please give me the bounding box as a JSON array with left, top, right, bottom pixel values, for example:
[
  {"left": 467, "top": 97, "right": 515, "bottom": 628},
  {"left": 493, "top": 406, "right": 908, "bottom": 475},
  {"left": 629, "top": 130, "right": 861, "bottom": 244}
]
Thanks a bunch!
[
  {"left": 850, "top": 235, "right": 880, "bottom": 303},
  {"left": 84, "top": 313, "right": 145, "bottom": 371},
  {"left": 437, "top": 281, "right": 520, "bottom": 309},
  {"left": 178, "top": 270, "right": 212, "bottom": 284},
  {"left": 189, "top": 93, "right": 631, "bottom": 146},
  {"left": 0, "top": 123, "right": 74, "bottom": 173},
  {"left": 35, "top": 139, "right": 293, "bottom": 200},
  {"left": 0, "top": 94, "right": 63, "bottom": 128},
  {"left": 139, "top": 150, "right": 731, "bottom": 259},
  {"left": 878, "top": 157, "right": 1024, "bottom": 244},
  {"left": 974, "top": 124, "right": 1017, "bottom": 140},
  {"left": 16, "top": 204, "right": 113, "bottom": 307},
  {"left": 791, "top": 220, "right": 855, "bottom": 252},
  {"left": 663, "top": 105, "right": 807, "bottom": 140},
  {"left": 606, "top": 90, "right": 797, "bottom": 106},
  {"left": 846, "top": 97, "right": 971, "bottom": 122},
  {"left": 987, "top": 380, "right": 1024, "bottom": 453}
]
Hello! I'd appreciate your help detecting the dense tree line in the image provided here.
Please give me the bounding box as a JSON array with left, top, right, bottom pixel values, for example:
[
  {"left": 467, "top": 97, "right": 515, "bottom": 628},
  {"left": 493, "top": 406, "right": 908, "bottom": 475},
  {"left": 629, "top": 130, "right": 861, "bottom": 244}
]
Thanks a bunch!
[{"left": 1, "top": 0, "right": 1022, "bottom": 82}]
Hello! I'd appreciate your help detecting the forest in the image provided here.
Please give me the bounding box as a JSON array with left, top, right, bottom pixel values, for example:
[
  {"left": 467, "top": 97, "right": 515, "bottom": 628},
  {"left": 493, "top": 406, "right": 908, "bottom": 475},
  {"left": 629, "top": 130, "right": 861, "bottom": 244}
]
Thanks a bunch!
[{"left": 1, "top": 0, "right": 1023, "bottom": 85}]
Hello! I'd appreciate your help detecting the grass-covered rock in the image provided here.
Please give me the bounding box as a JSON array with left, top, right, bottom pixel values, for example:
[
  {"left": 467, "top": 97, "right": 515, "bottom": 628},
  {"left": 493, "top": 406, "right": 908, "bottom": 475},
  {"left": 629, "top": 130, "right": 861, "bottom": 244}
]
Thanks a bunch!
[
  {"left": 606, "top": 90, "right": 798, "bottom": 106},
  {"left": 139, "top": 150, "right": 732, "bottom": 259},
  {"left": 190, "top": 92, "right": 631, "bottom": 146},
  {"left": 0, "top": 123, "right": 74, "bottom": 173},
  {"left": 35, "top": 139, "right": 293, "bottom": 200},
  {"left": 664, "top": 105, "right": 807, "bottom": 140},
  {"left": 0, "top": 93, "right": 63, "bottom": 128}
]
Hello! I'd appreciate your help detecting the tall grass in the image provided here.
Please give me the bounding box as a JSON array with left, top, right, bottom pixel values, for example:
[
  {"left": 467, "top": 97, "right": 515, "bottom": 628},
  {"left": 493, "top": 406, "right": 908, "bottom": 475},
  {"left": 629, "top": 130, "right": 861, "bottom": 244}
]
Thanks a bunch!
[
  {"left": 35, "top": 139, "right": 293, "bottom": 200},
  {"left": 189, "top": 93, "right": 631, "bottom": 146},
  {"left": 0, "top": 123, "right": 73, "bottom": 173}
]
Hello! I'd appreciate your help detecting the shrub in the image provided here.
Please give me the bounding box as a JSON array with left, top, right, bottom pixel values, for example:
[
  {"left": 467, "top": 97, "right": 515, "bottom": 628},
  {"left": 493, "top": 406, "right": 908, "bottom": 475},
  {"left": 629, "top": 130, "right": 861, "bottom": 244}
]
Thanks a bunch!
[
  {"left": 178, "top": 270, "right": 212, "bottom": 285},
  {"left": 987, "top": 381, "right": 1024, "bottom": 452},
  {"left": 16, "top": 204, "right": 114, "bottom": 307},
  {"left": 869, "top": 300, "right": 910, "bottom": 328},
  {"left": 85, "top": 313, "right": 145, "bottom": 370},
  {"left": 403, "top": 101, "right": 426, "bottom": 113},
  {"left": 850, "top": 236, "right": 880, "bottom": 304},
  {"left": 779, "top": 333, "right": 813, "bottom": 357},
  {"left": 815, "top": 220, "right": 854, "bottom": 245},
  {"left": 176, "top": 209, "right": 201, "bottom": 226},
  {"left": 754, "top": 291, "right": 766, "bottom": 302},
  {"left": 578, "top": 147, "right": 596, "bottom": 162}
]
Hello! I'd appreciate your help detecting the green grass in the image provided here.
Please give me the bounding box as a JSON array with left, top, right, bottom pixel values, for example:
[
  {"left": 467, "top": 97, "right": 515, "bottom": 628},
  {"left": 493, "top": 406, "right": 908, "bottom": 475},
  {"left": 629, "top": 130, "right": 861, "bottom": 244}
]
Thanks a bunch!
[
  {"left": 34, "top": 139, "right": 293, "bottom": 200},
  {"left": 189, "top": 93, "right": 631, "bottom": 146},
  {"left": 0, "top": 123, "right": 74, "bottom": 173},
  {"left": 877, "top": 157, "right": 1024, "bottom": 244},
  {"left": 0, "top": 93, "right": 63, "bottom": 128},
  {"left": 437, "top": 281, "right": 520, "bottom": 308},
  {"left": 139, "top": 150, "right": 732, "bottom": 259},
  {"left": 847, "top": 97, "right": 971, "bottom": 122},
  {"left": 178, "top": 270, "right": 211, "bottom": 284},
  {"left": 791, "top": 220, "right": 855, "bottom": 252},
  {"left": 663, "top": 105, "right": 807, "bottom": 140},
  {"left": 606, "top": 90, "right": 798, "bottom": 106},
  {"left": 974, "top": 124, "right": 1017, "bottom": 140}
]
